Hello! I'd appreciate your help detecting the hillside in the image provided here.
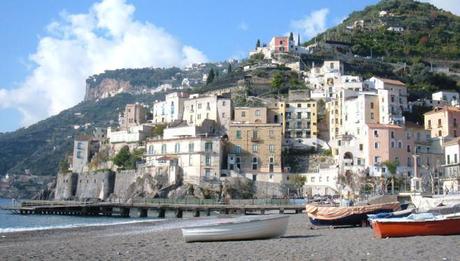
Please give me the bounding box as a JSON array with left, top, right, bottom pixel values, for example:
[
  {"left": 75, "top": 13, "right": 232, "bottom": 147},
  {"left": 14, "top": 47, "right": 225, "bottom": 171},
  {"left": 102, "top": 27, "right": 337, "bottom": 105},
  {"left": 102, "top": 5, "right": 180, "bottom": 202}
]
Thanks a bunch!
[
  {"left": 307, "top": 0, "right": 460, "bottom": 63},
  {"left": 0, "top": 93, "right": 163, "bottom": 178}
]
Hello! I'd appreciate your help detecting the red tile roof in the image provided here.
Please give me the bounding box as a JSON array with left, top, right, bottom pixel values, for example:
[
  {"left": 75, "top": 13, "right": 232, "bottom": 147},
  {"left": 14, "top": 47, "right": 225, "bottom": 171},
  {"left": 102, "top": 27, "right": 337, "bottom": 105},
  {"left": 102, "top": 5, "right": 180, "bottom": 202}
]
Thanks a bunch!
[{"left": 375, "top": 77, "right": 405, "bottom": 86}]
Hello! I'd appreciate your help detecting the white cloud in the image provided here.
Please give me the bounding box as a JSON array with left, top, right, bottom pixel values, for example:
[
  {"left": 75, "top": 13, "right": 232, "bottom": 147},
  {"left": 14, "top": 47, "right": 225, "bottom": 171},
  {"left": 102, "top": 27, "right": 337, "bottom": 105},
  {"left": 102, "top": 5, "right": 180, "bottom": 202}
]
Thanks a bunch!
[
  {"left": 418, "top": 0, "right": 460, "bottom": 15},
  {"left": 290, "top": 8, "right": 329, "bottom": 41},
  {"left": 0, "top": 0, "right": 207, "bottom": 127},
  {"left": 238, "top": 21, "right": 249, "bottom": 31}
]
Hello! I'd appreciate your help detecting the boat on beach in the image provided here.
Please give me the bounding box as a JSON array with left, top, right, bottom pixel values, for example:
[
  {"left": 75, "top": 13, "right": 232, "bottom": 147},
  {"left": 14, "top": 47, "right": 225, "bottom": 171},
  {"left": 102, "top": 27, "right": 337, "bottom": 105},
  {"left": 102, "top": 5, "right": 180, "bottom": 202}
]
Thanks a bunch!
[
  {"left": 306, "top": 202, "right": 400, "bottom": 227},
  {"left": 371, "top": 212, "right": 460, "bottom": 238},
  {"left": 181, "top": 215, "right": 289, "bottom": 242},
  {"left": 367, "top": 207, "right": 416, "bottom": 222}
]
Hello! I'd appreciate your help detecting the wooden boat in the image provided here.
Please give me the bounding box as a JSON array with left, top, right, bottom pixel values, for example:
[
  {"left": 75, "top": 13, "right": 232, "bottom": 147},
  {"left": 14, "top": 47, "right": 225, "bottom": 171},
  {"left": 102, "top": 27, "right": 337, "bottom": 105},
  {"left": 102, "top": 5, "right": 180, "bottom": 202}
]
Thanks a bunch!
[
  {"left": 306, "top": 202, "right": 400, "bottom": 227},
  {"left": 371, "top": 213, "right": 460, "bottom": 238},
  {"left": 181, "top": 215, "right": 289, "bottom": 242}
]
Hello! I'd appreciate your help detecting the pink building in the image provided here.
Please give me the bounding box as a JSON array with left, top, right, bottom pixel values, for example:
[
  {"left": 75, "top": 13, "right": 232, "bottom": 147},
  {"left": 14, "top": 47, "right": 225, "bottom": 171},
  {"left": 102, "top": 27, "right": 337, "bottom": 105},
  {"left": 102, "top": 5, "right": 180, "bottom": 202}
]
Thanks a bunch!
[
  {"left": 367, "top": 124, "right": 414, "bottom": 176},
  {"left": 270, "top": 36, "right": 290, "bottom": 53}
]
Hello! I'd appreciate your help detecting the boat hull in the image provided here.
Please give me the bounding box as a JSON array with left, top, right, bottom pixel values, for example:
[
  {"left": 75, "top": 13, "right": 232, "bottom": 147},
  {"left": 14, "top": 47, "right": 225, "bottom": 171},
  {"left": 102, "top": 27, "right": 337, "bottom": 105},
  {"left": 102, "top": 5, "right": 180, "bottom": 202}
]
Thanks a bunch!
[
  {"left": 372, "top": 218, "right": 460, "bottom": 238},
  {"left": 181, "top": 215, "right": 289, "bottom": 242},
  {"left": 308, "top": 207, "right": 395, "bottom": 227},
  {"left": 306, "top": 202, "right": 400, "bottom": 227}
]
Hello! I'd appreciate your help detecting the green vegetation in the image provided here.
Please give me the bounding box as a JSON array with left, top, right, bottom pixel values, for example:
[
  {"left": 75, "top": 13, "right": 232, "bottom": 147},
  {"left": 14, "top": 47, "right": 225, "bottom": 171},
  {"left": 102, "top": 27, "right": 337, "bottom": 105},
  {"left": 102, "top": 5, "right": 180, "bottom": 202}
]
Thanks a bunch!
[
  {"left": 0, "top": 93, "right": 163, "bottom": 176},
  {"left": 307, "top": 0, "right": 460, "bottom": 61},
  {"left": 289, "top": 175, "right": 307, "bottom": 189},
  {"left": 206, "top": 68, "right": 215, "bottom": 85},
  {"left": 112, "top": 146, "right": 144, "bottom": 170},
  {"left": 152, "top": 124, "right": 167, "bottom": 137},
  {"left": 86, "top": 68, "right": 181, "bottom": 90}
]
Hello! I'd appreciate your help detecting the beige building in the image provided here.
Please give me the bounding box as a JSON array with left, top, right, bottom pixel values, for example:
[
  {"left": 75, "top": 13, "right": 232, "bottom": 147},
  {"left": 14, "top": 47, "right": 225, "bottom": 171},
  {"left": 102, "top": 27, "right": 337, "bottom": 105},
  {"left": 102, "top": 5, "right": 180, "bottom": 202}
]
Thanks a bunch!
[
  {"left": 227, "top": 108, "right": 284, "bottom": 182},
  {"left": 365, "top": 77, "right": 408, "bottom": 124},
  {"left": 145, "top": 132, "right": 222, "bottom": 185},
  {"left": 152, "top": 92, "right": 189, "bottom": 124},
  {"left": 120, "top": 104, "right": 146, "bottom": 130},
  {"left": 182, "top": 94, "right": 231, "bottom": 133},
  {"left": 424, "top": 106, "right": 460, "bottom": 139}
]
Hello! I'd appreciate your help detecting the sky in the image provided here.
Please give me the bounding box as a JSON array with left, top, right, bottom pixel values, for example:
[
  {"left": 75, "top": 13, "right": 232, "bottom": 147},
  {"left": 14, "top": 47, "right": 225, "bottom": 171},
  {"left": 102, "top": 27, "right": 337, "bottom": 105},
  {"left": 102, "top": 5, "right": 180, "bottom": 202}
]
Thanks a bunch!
[{"left": 0, "top": 0, "right": 458, "bottom": 133}]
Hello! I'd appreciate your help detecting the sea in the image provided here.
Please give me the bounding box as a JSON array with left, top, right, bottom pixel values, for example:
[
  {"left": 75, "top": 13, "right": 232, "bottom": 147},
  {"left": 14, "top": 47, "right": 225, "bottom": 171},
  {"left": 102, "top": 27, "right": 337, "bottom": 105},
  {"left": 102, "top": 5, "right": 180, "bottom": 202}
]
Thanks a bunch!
[{"left": 0, "top": 198, "right": 159, "bottom": 233}]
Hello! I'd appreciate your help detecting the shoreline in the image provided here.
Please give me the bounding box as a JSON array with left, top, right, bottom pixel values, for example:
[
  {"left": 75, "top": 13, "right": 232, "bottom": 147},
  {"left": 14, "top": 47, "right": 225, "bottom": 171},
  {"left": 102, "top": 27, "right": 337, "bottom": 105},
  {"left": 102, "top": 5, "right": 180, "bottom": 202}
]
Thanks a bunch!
[{"left": 1, "top": 214, "right": 460, "bottom": 260}]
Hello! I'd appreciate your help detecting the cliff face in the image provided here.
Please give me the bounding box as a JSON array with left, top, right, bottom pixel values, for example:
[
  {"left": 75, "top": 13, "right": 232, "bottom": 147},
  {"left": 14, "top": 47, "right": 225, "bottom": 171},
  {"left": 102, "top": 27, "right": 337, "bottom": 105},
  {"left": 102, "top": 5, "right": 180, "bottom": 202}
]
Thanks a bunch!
[{"left": 84, "top": 79, "right": 133, "bottom": 101}]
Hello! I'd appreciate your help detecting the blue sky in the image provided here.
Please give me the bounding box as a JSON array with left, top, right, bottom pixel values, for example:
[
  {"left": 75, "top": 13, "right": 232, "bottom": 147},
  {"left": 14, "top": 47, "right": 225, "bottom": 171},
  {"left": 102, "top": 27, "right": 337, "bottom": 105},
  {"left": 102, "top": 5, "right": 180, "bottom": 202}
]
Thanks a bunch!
[{"left": 1, "top": 0, "right": 454, "bottom": 133}]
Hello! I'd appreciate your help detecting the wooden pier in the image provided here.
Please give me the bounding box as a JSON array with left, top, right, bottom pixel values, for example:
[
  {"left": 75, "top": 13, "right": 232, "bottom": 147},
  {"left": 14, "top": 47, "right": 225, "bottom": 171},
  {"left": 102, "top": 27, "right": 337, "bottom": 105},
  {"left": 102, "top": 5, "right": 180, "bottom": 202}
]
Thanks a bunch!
[{"left": 1, "top": 200, "right": 305, "bottom": 218}]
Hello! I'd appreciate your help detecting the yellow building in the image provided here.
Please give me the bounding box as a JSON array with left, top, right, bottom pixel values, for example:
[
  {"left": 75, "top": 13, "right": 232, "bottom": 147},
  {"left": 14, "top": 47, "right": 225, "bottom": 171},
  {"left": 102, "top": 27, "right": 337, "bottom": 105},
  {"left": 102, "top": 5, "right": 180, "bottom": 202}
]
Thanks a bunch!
[{"left": 424, "top": 106, "right": 460, "bottom": 139}]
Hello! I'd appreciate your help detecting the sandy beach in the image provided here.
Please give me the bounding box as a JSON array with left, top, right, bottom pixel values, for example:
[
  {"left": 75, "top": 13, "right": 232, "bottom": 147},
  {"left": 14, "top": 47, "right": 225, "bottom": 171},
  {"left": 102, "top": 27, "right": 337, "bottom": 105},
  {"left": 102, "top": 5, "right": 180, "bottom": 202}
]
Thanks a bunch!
[{"left": 0, "top": 214, "right": 459, "bottom": 261}]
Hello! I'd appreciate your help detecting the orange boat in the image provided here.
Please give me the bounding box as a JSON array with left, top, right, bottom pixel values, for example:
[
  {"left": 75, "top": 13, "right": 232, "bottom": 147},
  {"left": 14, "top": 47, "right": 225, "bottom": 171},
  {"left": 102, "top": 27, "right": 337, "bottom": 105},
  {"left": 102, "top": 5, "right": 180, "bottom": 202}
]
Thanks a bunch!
[{"left": 371, "top": 213, "right": 460, "bottom": 238}]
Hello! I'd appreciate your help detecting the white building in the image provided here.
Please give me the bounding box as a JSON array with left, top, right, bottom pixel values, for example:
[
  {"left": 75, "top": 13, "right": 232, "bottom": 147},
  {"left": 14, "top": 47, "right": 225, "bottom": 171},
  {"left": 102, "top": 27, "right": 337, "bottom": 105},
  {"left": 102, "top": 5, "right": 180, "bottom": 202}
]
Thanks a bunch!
[
  {"left": 442, "top": 138, "right": 460, "bottom": 193},
  {"left": 303, "top": 167, "right": 339, "bottom": 196},
  {"left": 182, "top": 94, "right": 231, "bottom": 133},
  {"left": 152, "top": 92, "right": 189, "bottom": 124},
  {"left": 432, "top": 91, "right": 459, "bottom": 106},
  {"left": 107, "top": 124, "right": 153, "bottom": 153}
]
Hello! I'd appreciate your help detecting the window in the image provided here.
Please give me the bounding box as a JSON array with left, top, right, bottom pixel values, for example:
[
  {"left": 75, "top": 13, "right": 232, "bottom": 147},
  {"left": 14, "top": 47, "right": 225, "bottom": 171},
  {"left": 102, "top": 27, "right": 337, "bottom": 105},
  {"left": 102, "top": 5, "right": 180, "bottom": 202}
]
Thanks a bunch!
[
  {"left": 235, "top": 145, "right": 241, "bottom": 154},
  {"left": 222, "top": 101, "right": 226, "bottom": 106},
  {"left": 252, "top": 157, "right": 258, "bottom": 170},
  {"left": 359, "top": 144, "right": 363, "bottom": 151},
  {"left": 297, "top": 103, "right": 301, "bottom": 108},
  {"left": 428, "top": 120, "right": 431, "bottom": 128},
  {"left": 236, "top": 130, "right": 242, "bottom": 139},
  {"left": 269, "top": 144, "right": 275, "bottom": 153},
  {"left": 175, "top": 143, "right": 180, "bottom": 153},
  {"left": 375, "top": 156, "right": 381, "bottom": 163},
  {"left": 311, "top": 177, "right": 315, "bottom": 182},
  {"left": 391, "top": 131, "right": 395, "bottom": 139},
  {"left": 253, "top": 130, "right": 258, "bottom": 139},
  {"left": 455, "top": 154, "right": 458, "bottom": 164},
  {"left": 374, "top": 130, "right": 379, "bottom": 137},
  {"left": 297, "top": 112, "right": 302, "bottom": 119},
  {"left": 438, "top": 119, "right": 442, "bottom": 127},
  {"left": 77, "top": 142, "right": 83, "bottom": 149},
  {"left": 269, "top": 130, "right": 274, "bottom": 138},
  {"left": 205, "top": 169, "right": 211, "bottom": 177},
  {"left": 76, "top": 151, "right": 82, "bottom": 159},
  {"left": 407, "top": 145, "right": 411, "bottom": 153},
  {"left": 391, "top": 141, "right": 395, "bottom": 148},
  {"left": 222, "top": 112, "right": 225, "bottom": 118},
  {"left": 241, "top": 111, "right": 246, "bottom": 117},
  {"left": 188, "top": 143, "right": 194, "bottom": 153},
  {"left": 148, "top": 145, "right": 154, "bottom": 155},
  {"left": 255, "top": 110, "right": 261, "bottom": 116},
  {"left": 206, "top": 102, "right": 210, "bottom": 110},
  {"left": 205, "top": 142, "right": 213, "bottom": 152},
  {"left": 375, "top": 142, "right": 379, "bottom": 149},
  {"left": 438, "top": 130, "right": 442, "bottom": 137},
  {"left": 197, "top": 114, "right": 201, "bottom": 120},
  {"left": 252, "top": 144, "right": 259, "bottom": 153},
  {"left": 370, "top": 102, "right": 374, "bottom": 109},
  {"left": 205, "top": 155, "right": 211, "bottom": 166},
  {"left": 198, "top": 103, "right": 202, "bottom": 109},
  {"left": 371, "top": 112, "right": 374, "bottom": 120},
  {"left": 448, "top": 155, "right": 451, "bottom": 164},
  {"left": 161, "top": 144, "right": 167, "bottom": 154}
]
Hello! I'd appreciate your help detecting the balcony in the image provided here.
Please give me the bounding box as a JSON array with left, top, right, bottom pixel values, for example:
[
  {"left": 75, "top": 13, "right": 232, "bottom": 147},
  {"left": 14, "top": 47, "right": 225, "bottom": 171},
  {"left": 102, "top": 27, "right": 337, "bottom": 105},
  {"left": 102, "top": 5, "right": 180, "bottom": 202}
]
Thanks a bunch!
[{"left": 251, "top": 137, "right": 261, "bottom": 142}]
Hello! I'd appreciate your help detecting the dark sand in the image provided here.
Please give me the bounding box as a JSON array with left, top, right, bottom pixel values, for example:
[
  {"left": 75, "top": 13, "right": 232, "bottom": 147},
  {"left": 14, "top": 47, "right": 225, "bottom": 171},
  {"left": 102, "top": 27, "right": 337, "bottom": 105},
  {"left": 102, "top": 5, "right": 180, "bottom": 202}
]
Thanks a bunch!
[{"left": 0, "top": 214, "right": 459, "bottom": 261}]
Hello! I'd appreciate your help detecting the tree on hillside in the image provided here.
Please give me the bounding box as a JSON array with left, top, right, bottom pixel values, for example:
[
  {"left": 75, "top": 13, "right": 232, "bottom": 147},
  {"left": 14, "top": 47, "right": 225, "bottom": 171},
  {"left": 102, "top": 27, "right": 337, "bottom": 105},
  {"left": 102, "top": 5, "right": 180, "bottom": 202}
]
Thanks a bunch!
[
  {"left": 271, "top": 72, "right": 284, "bottom": 95},
  {"left": 206, "top": 68, "right": 215, "bottom": 85},
  {"left": 152, "top": 124, "right": 166, "bottom": 137},
  {"left": 256, "top": 39, "right": 261, "bottom": 49},
  {"left": 112, "top": 146, "right": 143, "bottom": 170}
]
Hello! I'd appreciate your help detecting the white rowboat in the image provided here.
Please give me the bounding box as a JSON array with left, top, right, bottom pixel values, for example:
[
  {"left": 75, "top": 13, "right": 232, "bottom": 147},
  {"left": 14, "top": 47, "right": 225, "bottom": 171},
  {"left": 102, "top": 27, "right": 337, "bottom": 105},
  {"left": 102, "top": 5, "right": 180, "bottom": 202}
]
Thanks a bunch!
[{"left": 181, "top": 215, "right": 289, "bottom": 242}]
